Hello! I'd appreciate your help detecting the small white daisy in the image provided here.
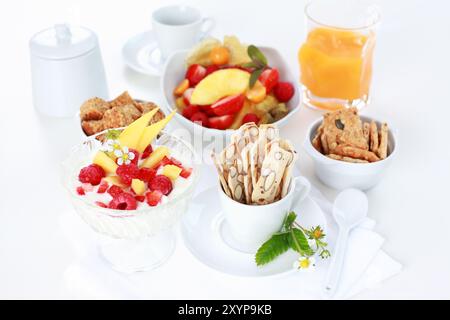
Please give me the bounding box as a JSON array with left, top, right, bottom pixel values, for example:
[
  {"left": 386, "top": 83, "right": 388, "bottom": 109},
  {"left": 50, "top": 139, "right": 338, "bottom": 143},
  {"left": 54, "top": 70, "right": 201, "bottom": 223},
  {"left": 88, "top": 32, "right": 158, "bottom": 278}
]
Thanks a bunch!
[
  {"left": 103, "top": 139, "right": 121, "bottom": 153},
  {"left": 114, "top": 146, "right": 135, "bottom": 166},
  {"left": 293, "top": 256, "right": 316, "bottom": 272}
]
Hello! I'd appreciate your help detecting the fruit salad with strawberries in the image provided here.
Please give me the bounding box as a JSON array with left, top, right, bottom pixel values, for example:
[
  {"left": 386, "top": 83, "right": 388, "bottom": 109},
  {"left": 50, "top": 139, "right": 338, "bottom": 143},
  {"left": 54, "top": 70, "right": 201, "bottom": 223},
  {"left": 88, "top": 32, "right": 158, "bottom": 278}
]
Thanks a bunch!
[
  {"left": 173, "top": 36, "right": 295, "bottom": 130},
  {"left": 74, "top": 108, "right": 194, "bottom": 210}
]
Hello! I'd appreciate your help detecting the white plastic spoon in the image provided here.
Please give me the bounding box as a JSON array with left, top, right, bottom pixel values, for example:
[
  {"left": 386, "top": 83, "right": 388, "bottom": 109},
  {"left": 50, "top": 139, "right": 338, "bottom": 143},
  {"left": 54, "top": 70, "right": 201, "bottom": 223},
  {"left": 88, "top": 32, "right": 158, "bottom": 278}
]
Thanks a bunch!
[{"left": 324, "top": 189, "right": 369, "bottom": 298}]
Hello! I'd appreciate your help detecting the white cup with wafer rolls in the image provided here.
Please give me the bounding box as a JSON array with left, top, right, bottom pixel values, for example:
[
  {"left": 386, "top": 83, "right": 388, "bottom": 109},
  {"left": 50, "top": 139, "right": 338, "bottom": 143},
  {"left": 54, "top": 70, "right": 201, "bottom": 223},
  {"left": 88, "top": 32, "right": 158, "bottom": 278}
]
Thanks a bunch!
[
  {"left": 304, "top": 111, "right": 398, "bottom": 191},
  {"left": 219, "top": 176, "right": 311, "bottom": 253}
]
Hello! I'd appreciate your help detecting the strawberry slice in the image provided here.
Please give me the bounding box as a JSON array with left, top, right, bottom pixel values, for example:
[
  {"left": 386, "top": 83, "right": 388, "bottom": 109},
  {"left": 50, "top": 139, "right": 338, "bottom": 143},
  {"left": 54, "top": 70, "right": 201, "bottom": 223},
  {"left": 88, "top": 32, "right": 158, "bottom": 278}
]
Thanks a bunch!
[
  {"left": 200, "top": 105, "right": 216, "bottom": 117},
  {"left": 259, "top": 68, "right": 279, "bottom": 93},
  {"left": 209, "top": 114, "right": 235, "bottom": 130},
  {"left": 210, "top": 94, "right": 245, "bottom": 116},
  {"left": 242, "top": 113, "right": 261, "bottom": 125},
  {"left": 205, "top": 65, "right": 220, "bottom": 76},
  {"left": 183, "top": 88, "right": 195, "bottom": 105},
  {"left": 274, "top": 82, "right": 295, "bottom": 102},
  {"left": 180, "top": 167, "right": 193, "bottom": 179},
  {"left": 185, "top": 64, "right": 206, "bottom": 86},
  {"left": 182, "top": 105, "right": 200, "bottom": 119},
  {"left": 146, "top": 190, "right": 163, "bottom": 207},
  {"left": 190, "top": 111, "right": 210, "bottom": 127}
]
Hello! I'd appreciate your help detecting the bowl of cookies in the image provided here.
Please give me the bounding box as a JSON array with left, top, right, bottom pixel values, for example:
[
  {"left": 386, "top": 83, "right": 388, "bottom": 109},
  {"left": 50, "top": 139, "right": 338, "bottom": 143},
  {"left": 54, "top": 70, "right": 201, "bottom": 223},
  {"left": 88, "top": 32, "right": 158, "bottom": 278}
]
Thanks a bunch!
[
  {"left": 79, "top": 91, "right": 165, "bottom": 139},
  {"left": 304, "top": 108, "right": 397, "bottom": 190}
]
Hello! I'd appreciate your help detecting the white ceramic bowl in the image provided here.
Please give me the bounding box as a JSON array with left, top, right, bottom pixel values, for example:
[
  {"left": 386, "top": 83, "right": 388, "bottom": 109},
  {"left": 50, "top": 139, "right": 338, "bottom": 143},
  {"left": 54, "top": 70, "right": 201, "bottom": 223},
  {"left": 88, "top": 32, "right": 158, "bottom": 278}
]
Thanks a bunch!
[
  {"left": 304, "top": 116, "right": 398, "bottom": 191},
  {"left": 161, "top": 47, "right": 301, "bottom": 140}
]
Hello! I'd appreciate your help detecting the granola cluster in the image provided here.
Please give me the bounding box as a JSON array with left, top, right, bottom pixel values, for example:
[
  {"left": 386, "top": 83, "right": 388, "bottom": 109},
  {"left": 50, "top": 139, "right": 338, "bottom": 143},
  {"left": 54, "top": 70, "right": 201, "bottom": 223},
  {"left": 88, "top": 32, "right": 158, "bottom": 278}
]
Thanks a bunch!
[
  {"left": 312, "top": 108, "right": 389, "bottom": 163},
  {"left": 80, "top": 91, "right": 165, "bottom": 136}
]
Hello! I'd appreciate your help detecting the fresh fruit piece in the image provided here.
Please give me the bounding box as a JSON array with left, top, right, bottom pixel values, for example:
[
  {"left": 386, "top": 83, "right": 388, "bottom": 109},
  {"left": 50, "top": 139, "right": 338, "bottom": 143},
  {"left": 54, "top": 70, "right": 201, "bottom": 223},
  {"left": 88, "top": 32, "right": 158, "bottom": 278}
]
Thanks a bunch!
[
  {"left": 149, "top": 175, "right": 173, "bottom": 195},
  {"left": 205, "top": 65, "right": 219, "bottom": 76},
  {"left": 260, "top": 112, "right": 275, "bottom": 124},
  {"left": 271, "top": 103, "right": 289, "bottom": 121},
  {"left": 246, "top": 80, "right": 267, "bottom": 103},
  {"left": 223, "top": 35, "right": 251, "bottom": 65},
  {"left": 173, "top": 79, "right": 190, "bottom": 96},
  {"left": 131, "top": 179, "right": 146, "bottom": 196},
  {"left": 209, "top": 114, "right": 235, "bottom": 130},
  {"left": 136, "top": 110, "right": 176, "bottom": 153},
  {"left": 210, "top": 94, "right": 245, "bottom": 116},
  {"left": 141, "top": 146, "right": 170, "bottom": 169},
  {"left": 103, "top": 176, "right": 127, "bottom": 188},
  {"left": 254, "top": 95, "right": 279, "bottom": 115},
  {"left": 78, "top": 164, "right": 105, "bottom": 186},
  {"left": 93, "top": 152, "right": 118, "bottom": 175},
  {"left": 200, "top": 104, "right": 216, "bottom": 116},
  {"left": 190, "top": 69, "right": 251, "bottom": 105},
  {"left": 180, "top": 167, "right": 193, "bottom": 179},
  {"left": 169, "top": 157, "right": 183, "bottom": 167},
  {"left": 97, "top": 181, "right": 109, "bottom": 194},
  {"left": 273, "top": 82, "right": 295, "bottom": 102},
  {"left": 128, "top": 149, "right": 140, "bottom": 165},
  {"left": 76, "top": 186, "right": 85, "bottom": 196},
  {"left": 138, "top": 167, "right": 156, "bottom": 182},
  {"left": 259, "top": 68, "right": 279, "bottom": 93},
  {"left": 230, "top": 100, "right": 254, "bottom": 129},
  {"left": 175, "top": 97, "right": 186, "bottom": 111},
  {"left": 190, "top": 111, "right": 210, "bottom": 127},
  {"left": 118, "top": 108, "right": 160, "bottom": 150},
  {"left": 141, "top": 145, "right": 153, "bottom": 159},
  {"left": 186, "top": 38, "right": 222, "bottom": 66},
  {"left": 95, "top": 201, "right": 108, "bottom": 208},
  {"left": 82, "top": 183, "right": 94, "bottom": 192},
  {"left": 108, "top": 193, "right": 137, "bottom": 210},
  {"left": 116, "top": 164, "right": 140, "bottom": 186},
  {"left": 242, "top": 113, "right": 261, "bottom": 125},
  {"left": 185, "top": 64, "right": 206, "bottom": 86},
  {"left": 107, "top": 185, "right": 124, "bottom": 198},
  {"left": 182, "top": 105, "right": 200, "bottom": 119},
  {"left": 162, "top": 165, "right": 183, "bottom": 181},
  {"left": 146, "top": 190, "right": 163, "bottom": 207},
  {"left": 183, "top": 88, "right": 195, "bottom": 105},
  {"left": 210, "top": 46, "right": 230, "bottom": 66}
]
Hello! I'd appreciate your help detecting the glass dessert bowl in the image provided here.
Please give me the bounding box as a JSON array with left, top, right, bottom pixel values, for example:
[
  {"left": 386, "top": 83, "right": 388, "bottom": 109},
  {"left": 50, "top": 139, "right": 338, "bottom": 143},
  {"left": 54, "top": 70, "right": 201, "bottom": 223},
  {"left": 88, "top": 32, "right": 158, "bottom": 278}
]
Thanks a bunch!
[{"left": 61, "top": 130, "right": 199, "bottom": 273}]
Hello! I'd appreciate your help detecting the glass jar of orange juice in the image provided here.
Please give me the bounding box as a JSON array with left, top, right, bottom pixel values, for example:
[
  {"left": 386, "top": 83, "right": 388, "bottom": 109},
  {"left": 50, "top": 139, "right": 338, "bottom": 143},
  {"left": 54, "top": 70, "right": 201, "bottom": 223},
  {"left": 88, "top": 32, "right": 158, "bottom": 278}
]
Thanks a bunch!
[{"left": 299, "top": 0, "right": 380, "bottom": 110}]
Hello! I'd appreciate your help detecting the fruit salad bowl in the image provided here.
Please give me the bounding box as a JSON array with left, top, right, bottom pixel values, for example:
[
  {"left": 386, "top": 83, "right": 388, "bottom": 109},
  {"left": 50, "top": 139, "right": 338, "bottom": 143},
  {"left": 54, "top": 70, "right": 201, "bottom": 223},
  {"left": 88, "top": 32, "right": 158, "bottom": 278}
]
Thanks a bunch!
[
  {"left": 161, "top": 46, "right": 301, "bottom": 141},
  {"left": 61, "top": 130, "right": 200, "bottom": 272}
]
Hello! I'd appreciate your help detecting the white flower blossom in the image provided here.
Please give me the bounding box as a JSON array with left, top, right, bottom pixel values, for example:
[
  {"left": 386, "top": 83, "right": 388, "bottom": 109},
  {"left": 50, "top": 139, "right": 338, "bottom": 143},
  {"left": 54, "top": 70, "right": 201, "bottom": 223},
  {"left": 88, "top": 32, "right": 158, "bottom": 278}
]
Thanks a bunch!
[
  {"left": 103, "top": 139, "right": 121, "bottom": 153},
  {"left": 293, "top": 256, "right": 316, "bottom": 272},
  {"left": 114, "top": 146, "right": 135, "bottom": 166}
]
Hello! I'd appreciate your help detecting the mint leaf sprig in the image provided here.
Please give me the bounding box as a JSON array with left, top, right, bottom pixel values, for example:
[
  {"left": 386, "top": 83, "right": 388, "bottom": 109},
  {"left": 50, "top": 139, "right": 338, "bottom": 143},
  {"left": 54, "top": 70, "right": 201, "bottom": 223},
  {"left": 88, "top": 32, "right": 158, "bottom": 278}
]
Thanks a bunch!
[
  {"left": 242, "top": 45, "right": 268, "bottom": 88},
  {"left": 255, "top": 212, "right": 330, "bottom": 266}
]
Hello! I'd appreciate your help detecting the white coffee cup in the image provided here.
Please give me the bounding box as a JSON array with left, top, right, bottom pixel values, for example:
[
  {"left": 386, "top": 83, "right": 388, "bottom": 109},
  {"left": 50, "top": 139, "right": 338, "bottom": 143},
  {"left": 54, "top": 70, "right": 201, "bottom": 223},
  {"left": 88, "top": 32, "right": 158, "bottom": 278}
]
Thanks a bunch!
[
  {"left": 219, "top": 176, "right": 311, "bottom": 253},
  {"left": 151, "top": 5, "right": 214, "bottom": 60}
]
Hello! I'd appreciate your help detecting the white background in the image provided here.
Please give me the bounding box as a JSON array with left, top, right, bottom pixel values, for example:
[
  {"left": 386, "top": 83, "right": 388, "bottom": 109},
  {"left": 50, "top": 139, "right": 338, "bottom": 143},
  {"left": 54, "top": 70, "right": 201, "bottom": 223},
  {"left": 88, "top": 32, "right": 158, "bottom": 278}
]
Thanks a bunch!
[{"left": 0, "top": 0, "right": 449, "bottom": 299}]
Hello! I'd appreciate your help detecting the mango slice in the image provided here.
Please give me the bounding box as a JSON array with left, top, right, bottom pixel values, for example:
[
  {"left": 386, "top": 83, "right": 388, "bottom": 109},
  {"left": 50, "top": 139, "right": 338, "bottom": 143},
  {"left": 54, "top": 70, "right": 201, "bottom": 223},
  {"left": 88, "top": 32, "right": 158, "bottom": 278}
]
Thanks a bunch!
[
  {"left": 131, "top": 179, "right": 146, "bottom": 196},
  {"left": 141, "top": 146, "right": 170, "bottom": 169},
  {"left": 136, "top": 111, "right": 176, "bottom": 153},
  {"left": 118, "top": 108, "right": 160, "bottom": 149},
  {"left": 103, "top": 176, "right": 127, "bottom": 188},
  {"left": 190, "top": 69, "right": 250, "bottom": 105},
  {"left": 93, "top": 151, "right": 118, "bottom": 174},
  {"left": 162, "top": 165, "right": 182, "bottom": 181}
]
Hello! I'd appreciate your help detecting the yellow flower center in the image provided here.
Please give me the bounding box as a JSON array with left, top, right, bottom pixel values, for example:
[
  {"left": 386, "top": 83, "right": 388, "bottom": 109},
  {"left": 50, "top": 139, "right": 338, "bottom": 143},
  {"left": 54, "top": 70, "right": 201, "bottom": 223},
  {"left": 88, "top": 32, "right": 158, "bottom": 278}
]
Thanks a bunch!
[
  {"left": 313, "top": 229, "right": 322, "bottom": 239},
  {"left": 113, "top": 143, "right": 120, "bottom": 150},
  {"left": 123, "top": 154, "right": 129, "bottom": 160},
  {"left": 299, "top": 258, "right": 310, "bottom": 269}
]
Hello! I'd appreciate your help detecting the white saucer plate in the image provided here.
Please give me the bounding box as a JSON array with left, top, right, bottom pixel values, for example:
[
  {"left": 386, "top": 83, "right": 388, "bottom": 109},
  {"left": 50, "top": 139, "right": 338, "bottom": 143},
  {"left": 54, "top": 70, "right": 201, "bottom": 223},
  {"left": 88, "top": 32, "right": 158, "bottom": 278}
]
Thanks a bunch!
[
  {"left": 181, "top": 186, "right": 328, "bottom": 278},
  {"left": 122, "top": 31, "right": 164, "bottom": 76}
]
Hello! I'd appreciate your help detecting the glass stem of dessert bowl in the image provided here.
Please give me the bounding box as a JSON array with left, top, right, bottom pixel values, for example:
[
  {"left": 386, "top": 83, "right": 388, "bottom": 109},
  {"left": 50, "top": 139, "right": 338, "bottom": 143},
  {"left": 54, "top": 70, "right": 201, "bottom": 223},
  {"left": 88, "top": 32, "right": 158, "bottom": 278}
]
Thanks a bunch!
[
  {"left": 299, "top": 0, "right": 381, "bottom": 111},
  {"left": 97, "top": 229, "right": 176, "bottom": 273}
]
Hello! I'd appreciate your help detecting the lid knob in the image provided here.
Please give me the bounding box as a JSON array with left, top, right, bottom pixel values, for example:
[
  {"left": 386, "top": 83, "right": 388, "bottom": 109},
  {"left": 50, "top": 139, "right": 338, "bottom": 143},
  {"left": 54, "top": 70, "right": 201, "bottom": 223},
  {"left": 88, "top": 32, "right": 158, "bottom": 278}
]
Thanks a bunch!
[{"left": 54, "top": 24, "right": 72, "bottom": 45}]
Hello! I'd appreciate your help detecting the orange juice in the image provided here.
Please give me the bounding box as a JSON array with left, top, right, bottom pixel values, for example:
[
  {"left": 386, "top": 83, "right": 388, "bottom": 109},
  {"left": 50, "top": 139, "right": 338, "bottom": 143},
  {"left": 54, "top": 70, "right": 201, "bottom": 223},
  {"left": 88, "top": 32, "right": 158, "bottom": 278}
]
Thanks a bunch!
[{"left": 299, "top": 27, "right": 375, "bottom": 105}]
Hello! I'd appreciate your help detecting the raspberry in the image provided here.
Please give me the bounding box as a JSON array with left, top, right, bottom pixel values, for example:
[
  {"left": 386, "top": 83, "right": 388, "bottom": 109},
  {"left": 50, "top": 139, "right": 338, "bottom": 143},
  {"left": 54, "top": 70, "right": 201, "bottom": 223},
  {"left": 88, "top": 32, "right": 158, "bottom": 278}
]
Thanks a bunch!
[
  {"left": 146, "top": 190, "right": 163, "bottom": 207},
  {"left": 135, "top": 195, "right": 146, "bottom": 202},
  {"left": 149, "top": 175, "right": 173, "bottom": 195},
  {"left": 129, "top": 149, "right": 140, "bottom": 165},
  {"left": 141, "top": 145, "right": 153, "bottom": 159},
  {"left": 95, "top": 201, "right": 107, "bottom": 208},
  {"left": 107, "top": 185, "right": 124, "bottom": 198},
  {"left": 108, "top": 193, "right": 137, "bottom": 210},
  {"left": 116, "top": 164, "right": 140, "bottom": 185},
  {"left": 78, "top": 164, "right": 105, "bottom": 186},
  {"left": 76, "top": 186, "right": 85, "bottom": 196},
  {"left": 97, "top": 181, "right": 109, "bottom": 194},
  {"left": 180, "top": 167, "right": 193, "bottom": 179},
  {"left": 138, "top": 167, "right": 156, "bottom": 183},
  {"left": 273, "top": 82, "right": 295, "bottom": 103}
]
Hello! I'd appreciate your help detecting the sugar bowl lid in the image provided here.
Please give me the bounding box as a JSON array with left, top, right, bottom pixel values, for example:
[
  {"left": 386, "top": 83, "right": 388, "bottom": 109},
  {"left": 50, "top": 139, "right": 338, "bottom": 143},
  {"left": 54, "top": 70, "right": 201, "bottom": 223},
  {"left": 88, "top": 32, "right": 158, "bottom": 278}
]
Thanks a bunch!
[{"left": 29, "top": 24, "right": 99, "bottom": 60}]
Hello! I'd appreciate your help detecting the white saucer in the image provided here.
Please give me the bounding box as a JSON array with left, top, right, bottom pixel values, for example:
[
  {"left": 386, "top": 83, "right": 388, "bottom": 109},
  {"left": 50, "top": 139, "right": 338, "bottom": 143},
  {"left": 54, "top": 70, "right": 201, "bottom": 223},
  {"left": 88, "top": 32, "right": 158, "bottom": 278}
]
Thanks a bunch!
[
  {"left": 122, "top": 31, "right": 164, "bottom": 76},
  {"left": 181, "top": 186, "right": 328, "bottom": 278}
]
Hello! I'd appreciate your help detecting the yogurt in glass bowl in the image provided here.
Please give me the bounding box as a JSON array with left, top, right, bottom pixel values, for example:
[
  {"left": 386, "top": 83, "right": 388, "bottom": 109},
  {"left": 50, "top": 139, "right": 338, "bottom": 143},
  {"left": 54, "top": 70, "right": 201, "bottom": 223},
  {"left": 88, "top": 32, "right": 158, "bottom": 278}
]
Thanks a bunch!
[{"left": 61, "top": 128, "right": 199, "bottom": 273}]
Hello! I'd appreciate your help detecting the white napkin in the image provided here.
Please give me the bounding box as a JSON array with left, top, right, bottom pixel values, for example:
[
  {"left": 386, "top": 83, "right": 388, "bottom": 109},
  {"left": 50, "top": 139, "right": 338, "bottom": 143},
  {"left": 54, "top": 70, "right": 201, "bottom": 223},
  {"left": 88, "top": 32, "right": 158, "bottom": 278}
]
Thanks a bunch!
[{"left": 309, "top": 187, "right": 402, "bottom": 299}]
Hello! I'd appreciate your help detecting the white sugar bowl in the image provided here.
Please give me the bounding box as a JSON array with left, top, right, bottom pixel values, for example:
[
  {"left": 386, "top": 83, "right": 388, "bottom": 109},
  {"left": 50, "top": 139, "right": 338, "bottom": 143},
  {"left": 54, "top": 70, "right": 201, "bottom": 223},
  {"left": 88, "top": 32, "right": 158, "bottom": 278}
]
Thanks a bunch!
[{"left": 29, "top": 24, "right": 109, "bottom": 118}]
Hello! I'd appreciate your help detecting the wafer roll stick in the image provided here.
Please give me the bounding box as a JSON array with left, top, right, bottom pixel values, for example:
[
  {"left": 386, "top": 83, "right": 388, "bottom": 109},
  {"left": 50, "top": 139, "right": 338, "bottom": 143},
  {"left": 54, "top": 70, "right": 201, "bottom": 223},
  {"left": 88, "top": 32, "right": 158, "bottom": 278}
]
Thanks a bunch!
[
  {"left": 370, "top": 121, "right": 379, "bottom": 153},
  {"left": 211, "top": 151, "right": 232, "bottom": 197},
  {"left": 377, "top": 123, "right": 389, "bottom": 159}
]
